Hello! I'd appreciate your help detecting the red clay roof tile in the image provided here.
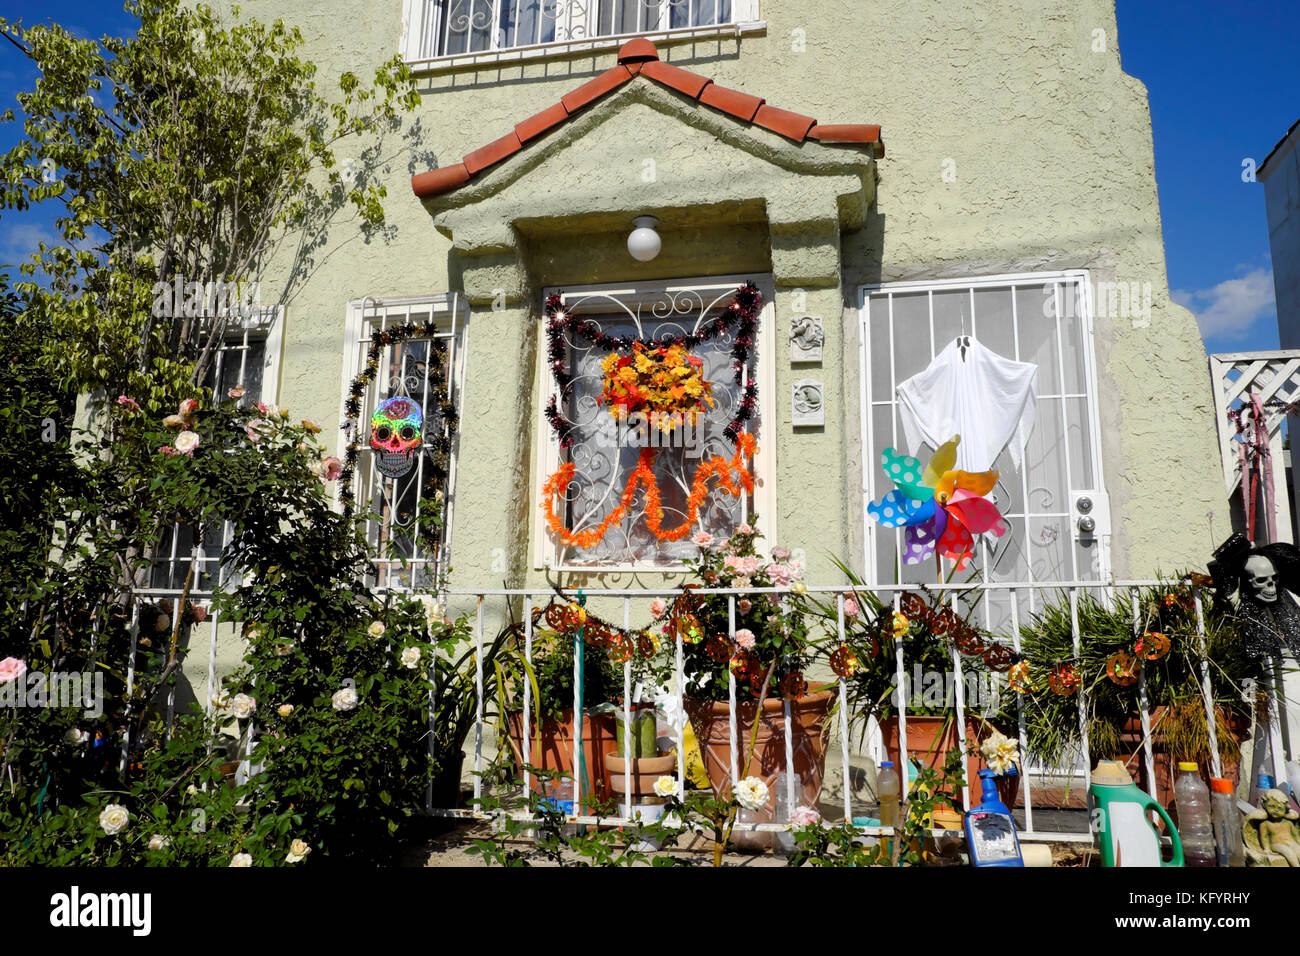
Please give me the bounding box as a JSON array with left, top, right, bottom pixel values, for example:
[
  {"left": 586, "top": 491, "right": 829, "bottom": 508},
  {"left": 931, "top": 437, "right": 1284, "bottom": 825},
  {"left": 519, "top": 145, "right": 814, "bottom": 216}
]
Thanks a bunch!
[
  {"left": 753, "top": 103, "right": 817, "bottom": 141},
  {"left": 515, "top": 102, "right": 570, "bottom": 144},
  {"left": 411, "top": 163, "right": 470, "bottom": 197},
  {"left": 618, "top": 37, "right": 658, "bottom": 63},
  {"left": 699, "top": 83, "right": 765, "bottom": 123},
  {"left": 412, "top": 39, "right": 882, "bottom": 199},
  {"left": 463, "top": 130, "right": 523, "bottom": 175},
  {"left": 639, "top": 59, "right": 712, "bottom": 99},
  {"left": 560, "top": 64, "right": 634, "bottom": 113}
]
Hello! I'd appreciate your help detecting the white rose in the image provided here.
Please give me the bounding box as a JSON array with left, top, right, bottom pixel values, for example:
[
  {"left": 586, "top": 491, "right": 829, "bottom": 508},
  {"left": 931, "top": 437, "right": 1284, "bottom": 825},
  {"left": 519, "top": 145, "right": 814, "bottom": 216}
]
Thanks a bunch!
[
  {"left": 64, "top": 728, "right": 89, "bottom": 745},
  {"left": 277, "top": 703, "right": 294, "bottom": 718},
  {"left": 734, "top": 776, "right": 770, "bottom": 811},
  {"left": 210, "top": 689, "right": 231, "bottom": 711},
  {"left": 230, "top": 693, "right": 257, "bottom": 720},
  {"left": 229, "top": 852, "right": 253, "bottom": 867},
  {"left": 332, "top": 687, "right": 359, "bottom": 712},
  {"left": 417, "top": 596, "right": 445, "bottom": 629},
  {"left": 285, "top": 838, "right": 311, "bottom": 863},
  {"left": 275, "top": 643, "right": 293, "bottom": 658},
  {"left": 147, "top": 834, "right": 170, "bottom": 851},
  {"left": 400, "top": 646, "right": 421, "bottom": 670},
  {"left": 173, "top": 430, "right": 201, "bottom": 455},
  {"left": 185, "top": 784, "right": 197, "bottom": 795},
  {"left": 652, "top": 775, "right": 679, "bottom": 799},
  {"left": 98, "top": 803, "right": 129, "bottom": 836},
  {"left": 367, "top": 620, "right": 386, "bottom": 638}
]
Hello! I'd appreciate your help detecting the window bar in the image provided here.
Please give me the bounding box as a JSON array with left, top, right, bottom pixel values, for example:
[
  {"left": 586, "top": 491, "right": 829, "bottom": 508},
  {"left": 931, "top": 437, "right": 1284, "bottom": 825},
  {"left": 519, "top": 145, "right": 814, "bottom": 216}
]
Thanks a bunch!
[
  {"left": 837, "top": 592, "right": 851, "bottom": 822},
  {"left": 1010, "top": 284, "right": 1038, "bottom": 617},
  {"left": 522, "top": 592, "right": 533, "bottom": 797},
  {"left": 119, "top": 600, "right": 141, "bottom": 772},
  {"left": 893, "top": 590, "right": 910, "bottom": 794},
  {"left": 426, "top": 609, "right": 438, "bottom": 813},
  {"left": 1070, "top": 588, "right": 1093, "bottom": 835},
  {"left": 490, "top": 0, "right": 503, "bottom": 50},
  {"left": 1008, "top": 587, "right": 1034, "bottom": 832},
  {"left": 1052, "top": 283, "right": 1079, "bottom": 583},
  {"left": 728, "top": 594, "right": 738, "bottom": 785},
  {"left": 622, "top": 597, "right": 632, "bottom": 820},
  {"left": 1131, "top": 587, "right": 1157, "bottom": 796},
  {"left": 571, "top": 590, "right": 583, "bottom": 815},
  {"left": 205, "top": 603, "right": 220, "bottom": 717},
  {"left": 1266, "top": 656, "right": 1289, "bottom": 783},
  {"left": 1191, "top": 586, "right": 1222, "bottom": 777},
  {"left": 441, "top": 0, "right": 455, "bottom": 56},
  {"left": 473, "top": 594, "right": 485, "bottom": 805},
  {"left": 888, "top": 293, "right": 900, "bottom": 581},
  {"left": 782, "top": 692, "right": 796, "bottom": 822}
]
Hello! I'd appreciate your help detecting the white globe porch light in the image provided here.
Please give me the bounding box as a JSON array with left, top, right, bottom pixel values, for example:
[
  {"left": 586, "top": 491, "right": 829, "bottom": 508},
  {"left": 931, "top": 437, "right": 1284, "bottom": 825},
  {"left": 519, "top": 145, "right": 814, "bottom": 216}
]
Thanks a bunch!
[{"left": 627, "top": 216, "right": 661, "bottom": 262}]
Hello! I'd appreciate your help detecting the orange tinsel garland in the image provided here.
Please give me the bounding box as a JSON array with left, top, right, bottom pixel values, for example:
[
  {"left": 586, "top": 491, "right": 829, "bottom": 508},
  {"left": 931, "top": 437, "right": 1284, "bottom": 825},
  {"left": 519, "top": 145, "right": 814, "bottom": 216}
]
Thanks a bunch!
[{"left": 542, "top": 433, "right": 757, "bottom": 550}]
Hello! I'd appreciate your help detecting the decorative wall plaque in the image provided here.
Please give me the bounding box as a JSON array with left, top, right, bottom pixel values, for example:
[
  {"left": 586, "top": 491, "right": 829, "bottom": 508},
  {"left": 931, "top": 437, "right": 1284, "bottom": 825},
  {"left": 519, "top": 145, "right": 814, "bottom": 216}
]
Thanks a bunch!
[
  {"left": 792, "top": 379, "right": 825, "bottom": 427},
  {"left": 789, "top": 315, "right": 824, "bottom": 363}
]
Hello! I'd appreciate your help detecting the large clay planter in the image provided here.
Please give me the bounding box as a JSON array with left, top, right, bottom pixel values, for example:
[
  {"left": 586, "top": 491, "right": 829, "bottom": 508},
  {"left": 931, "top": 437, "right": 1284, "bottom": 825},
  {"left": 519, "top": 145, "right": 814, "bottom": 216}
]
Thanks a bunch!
[
  {"left": 686, "top": 687, "right": 836, "bottom": 810},
  {"left": 605, "top": 751, "right": 677, "bottom": 800},
  {"left": 880, "top": 714, "right": 987, "bottom": 799},
  {"left": 504, "top": 708, "right": 618, "bottom": 803}
]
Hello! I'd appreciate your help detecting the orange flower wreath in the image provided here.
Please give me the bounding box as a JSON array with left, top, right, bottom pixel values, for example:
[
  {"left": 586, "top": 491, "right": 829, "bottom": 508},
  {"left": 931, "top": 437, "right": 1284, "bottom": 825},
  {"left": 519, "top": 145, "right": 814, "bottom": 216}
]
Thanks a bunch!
[{"left": 542, "top": 432, "right": 757, "bottom": 549}]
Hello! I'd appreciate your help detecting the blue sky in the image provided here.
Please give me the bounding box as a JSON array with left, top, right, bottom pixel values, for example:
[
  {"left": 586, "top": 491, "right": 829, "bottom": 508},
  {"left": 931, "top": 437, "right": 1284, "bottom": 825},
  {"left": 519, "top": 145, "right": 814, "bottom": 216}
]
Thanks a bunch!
[{"left": 1, "top": 0, "right": 1296, "bottom": 358}]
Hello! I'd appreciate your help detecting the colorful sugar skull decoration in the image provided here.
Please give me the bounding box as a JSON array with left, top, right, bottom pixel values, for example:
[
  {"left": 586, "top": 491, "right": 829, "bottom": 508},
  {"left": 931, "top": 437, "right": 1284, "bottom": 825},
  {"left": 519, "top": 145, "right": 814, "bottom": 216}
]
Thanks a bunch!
[{"left": 369, "top": 396, "right": 423, "bottom": 478}]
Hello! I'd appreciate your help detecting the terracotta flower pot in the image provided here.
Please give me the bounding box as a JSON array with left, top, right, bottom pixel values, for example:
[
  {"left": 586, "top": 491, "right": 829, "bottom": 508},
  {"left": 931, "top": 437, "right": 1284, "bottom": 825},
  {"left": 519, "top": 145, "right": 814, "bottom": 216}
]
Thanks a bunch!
[
  {"left": 1114, "top": 707, "right": 1250, "bottom": 810},
  {"left": 879, "top": 714, "right": 987, "bottom": 797},
  {"left": 605, "top": 751, "right": 677, "bottom": 800},
  {"left": 686, "top": 687, "right": 836, "bottom": 810},
  {"left": 504, "top": 708, "right": 618, "bottom": 802}
]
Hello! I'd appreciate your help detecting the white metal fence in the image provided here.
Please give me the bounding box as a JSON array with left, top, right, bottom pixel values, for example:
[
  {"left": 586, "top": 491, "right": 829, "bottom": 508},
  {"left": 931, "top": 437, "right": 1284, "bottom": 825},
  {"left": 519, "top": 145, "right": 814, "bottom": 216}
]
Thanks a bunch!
[{"left": 131, "top": 580, "right": 1290, "bottom": 847}]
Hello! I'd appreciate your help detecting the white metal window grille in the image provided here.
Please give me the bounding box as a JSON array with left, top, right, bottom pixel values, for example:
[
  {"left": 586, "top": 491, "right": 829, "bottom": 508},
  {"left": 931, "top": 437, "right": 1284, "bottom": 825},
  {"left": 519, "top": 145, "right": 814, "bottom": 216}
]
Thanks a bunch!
[
  {"left": 402, "top": 0, "right": 758, "bottom": 64},
  {"left": 859, "top": 273, "right": 1110, "bottom": 635},
  {"left": 537, "top": 275, "right": 776, "bottom": 571},
  {"left": 341, "top": 295, "right": 468, "bottom": 593},
  {"left": 151, "top": 312, "right": 282, "bottom": 591}
]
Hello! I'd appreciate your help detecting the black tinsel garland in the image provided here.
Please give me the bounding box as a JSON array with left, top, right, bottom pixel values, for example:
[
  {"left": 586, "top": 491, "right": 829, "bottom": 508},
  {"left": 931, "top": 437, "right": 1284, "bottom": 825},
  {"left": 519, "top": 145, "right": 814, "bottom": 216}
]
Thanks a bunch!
[
  {"left": 544, "top": 281, "right": 762, "bottom": 447},
  {"left": 338, "top": 323, "right": 458, "bottom": 548}
]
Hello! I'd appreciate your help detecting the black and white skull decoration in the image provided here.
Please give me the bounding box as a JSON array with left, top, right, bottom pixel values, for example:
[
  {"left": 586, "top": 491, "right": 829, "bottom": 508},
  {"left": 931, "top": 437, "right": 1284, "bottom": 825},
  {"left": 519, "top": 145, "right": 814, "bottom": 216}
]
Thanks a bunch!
[
  {"left": 1243, "top": 554, "right": 1278, "bottom": 604},
  {"left": 369, "top": 396, "right": 423, "bottom": 478}
]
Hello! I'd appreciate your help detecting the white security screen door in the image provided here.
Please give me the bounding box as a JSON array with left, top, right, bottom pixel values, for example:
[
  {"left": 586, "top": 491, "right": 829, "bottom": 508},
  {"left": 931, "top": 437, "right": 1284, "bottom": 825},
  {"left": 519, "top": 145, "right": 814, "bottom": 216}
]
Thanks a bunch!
[{"left": 859, "top": 272, "right": 1110, "bottom": 634}]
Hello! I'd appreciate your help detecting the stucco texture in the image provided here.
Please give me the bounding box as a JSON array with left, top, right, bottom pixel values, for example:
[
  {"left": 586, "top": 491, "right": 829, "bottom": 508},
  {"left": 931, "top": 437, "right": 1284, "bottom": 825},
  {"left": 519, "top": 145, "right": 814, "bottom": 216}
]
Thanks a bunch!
[{"left": 218, "top": 0, "right": 1222, "bottom": 596}]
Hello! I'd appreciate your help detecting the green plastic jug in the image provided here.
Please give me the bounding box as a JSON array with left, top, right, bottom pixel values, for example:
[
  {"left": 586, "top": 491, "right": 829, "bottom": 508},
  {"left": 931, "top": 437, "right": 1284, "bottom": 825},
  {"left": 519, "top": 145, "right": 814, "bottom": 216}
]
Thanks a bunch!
[{"left": 1090, "top": 760, "right": 1183, "bottom": 867}]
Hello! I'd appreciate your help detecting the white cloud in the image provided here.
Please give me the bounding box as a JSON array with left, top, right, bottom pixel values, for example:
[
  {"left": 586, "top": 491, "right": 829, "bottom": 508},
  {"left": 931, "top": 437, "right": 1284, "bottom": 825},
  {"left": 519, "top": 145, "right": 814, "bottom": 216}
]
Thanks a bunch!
[
  {"left": 0, "top": 221, "right": 63, "bottom": 264},
  {"left": 1172, "top": 267, "right": 1276, "bottom": 340}
]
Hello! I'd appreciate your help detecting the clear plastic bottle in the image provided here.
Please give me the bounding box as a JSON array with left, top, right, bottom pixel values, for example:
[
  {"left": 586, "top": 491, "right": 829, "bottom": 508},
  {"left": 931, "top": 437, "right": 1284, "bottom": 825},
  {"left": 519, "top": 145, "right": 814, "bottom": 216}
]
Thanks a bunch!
[
  {"left": 877, "top": 760, "right": 901, "bottom": 831},
  {"left": 1174, "top": 762, "right": 1216, "bottom": 867},
  {"left": 1209, "top": 777, "right": 1245, "bottom": 867}
]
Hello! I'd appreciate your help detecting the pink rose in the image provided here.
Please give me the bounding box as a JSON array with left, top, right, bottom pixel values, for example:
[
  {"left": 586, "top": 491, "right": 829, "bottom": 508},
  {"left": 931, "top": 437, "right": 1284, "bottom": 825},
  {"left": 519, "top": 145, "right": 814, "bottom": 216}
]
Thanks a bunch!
[
  {"left": 691, "top": 531, "right": 714, "bottom": 548},
  {"left": 766, "top": 563, "right": 794, "bottom": 586},
  {"left": 190, "top": 604, "right": 208, "bottom": 623},
  {"left": 320, "top": 456, "right": 343, "bottom": 482},
  {"left": 770, "top": 546, "right": 791, "bottom": 561},
  {"left": 649, "top": 598, "right": 667, "bottom": 619},
  {"left": 173, "top": 430, "right": 200, "bottom": 455},
  {"left": 157, "top": 445, "right": 175, "bottom": 456},
  {"left": 256, "top": 401, "right": 270, "bottom": 415},
  {"left": 790, "top": 805, "right": 821, "bottom": 827},
  {"left": 227, "top": 385, "right": 246, "bottom": 400},
  {"left": 843, "top": 597, "right": 860, "bottom": 618},
  {"left": 734, "top": 628, "right": 756, "bottom": 650},
  {"left": 0, "top": 657, "right": 26, "bottom": 685},
  {"left": 738, "top": 599, "right": 752, "bottom": 614},
  {"left": 789, "top": 559, "right": 805, "bottom": 580},
  {"left": 722, "top": 554, "right": 742, "bottom": 573},
  {"left": 738, "top": 523, "right": 754, "bottom": 535},
  {"left": 740, "top": 555, "right": 762, "bottom": 576},
  {"left": 178, "top": 398, "right": 199, "bottom": 420},
  {"left": 245, "top": 419, "right": 272, "bottom": 444},
  {"left": 116, "top": 395, "right": 140, "bottom": 413}
]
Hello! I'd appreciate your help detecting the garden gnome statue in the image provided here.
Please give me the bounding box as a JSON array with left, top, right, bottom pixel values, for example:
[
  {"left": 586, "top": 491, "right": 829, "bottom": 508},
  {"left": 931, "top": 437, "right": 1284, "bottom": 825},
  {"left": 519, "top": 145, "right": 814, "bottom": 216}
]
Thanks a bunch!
[
  {"left": 1242, "top": 788, "right": 1300, "bottom": 866},
  {"left": 1209, "top": 533, "right": 1300, "bottom": 660}
]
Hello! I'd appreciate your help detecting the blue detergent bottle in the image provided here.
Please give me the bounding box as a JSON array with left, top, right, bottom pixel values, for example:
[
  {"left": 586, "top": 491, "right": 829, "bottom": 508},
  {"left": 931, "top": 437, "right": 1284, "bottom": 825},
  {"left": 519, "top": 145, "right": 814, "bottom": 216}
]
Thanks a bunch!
[{"left": 964, "top": 769, "right": 1024, "bottom": 867}]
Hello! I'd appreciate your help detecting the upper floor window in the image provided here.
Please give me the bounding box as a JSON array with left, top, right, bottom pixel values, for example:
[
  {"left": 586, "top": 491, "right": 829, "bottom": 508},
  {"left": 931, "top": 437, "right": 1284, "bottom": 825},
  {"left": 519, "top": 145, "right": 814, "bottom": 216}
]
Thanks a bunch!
[{"left": 402, "top": 0, "right": 757, "bottom": 64}]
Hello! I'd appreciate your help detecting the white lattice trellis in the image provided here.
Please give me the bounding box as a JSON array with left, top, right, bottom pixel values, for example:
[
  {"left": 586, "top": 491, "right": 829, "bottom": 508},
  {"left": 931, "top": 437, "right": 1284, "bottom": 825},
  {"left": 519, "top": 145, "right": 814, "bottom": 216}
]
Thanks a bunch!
[{"left": 1209, "top": 350, "right": 1300, "bottom": 545}]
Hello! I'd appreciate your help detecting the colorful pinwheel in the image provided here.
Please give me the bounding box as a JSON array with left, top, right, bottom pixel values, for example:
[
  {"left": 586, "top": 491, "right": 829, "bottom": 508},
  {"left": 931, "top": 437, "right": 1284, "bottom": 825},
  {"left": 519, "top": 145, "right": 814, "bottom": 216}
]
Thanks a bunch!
[{"left": 867, "top": 435, "right": 1008, "bottom": 569}]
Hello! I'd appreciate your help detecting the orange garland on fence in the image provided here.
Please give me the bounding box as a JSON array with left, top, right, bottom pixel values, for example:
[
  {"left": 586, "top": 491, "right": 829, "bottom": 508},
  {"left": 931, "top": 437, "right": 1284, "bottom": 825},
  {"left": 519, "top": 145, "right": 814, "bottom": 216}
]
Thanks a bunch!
[{"left": 542, "top": 433, "right": 757, "bottom": 550}]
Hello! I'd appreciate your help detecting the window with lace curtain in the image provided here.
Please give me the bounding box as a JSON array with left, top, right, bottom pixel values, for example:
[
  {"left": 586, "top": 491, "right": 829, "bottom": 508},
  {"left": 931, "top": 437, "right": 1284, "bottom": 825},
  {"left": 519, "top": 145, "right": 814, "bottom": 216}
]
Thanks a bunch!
[{"left": 536, "top": 275, "right": 775, "bottom": 570}]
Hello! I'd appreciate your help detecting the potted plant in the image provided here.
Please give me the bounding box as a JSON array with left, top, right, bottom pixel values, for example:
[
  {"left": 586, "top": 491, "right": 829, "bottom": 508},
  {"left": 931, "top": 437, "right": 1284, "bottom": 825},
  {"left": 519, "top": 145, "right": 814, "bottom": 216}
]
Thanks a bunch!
[
  {"left": 1005, "top": 576, "right": 1259, "bottom": 807},
  {"left": 666, "top": 524, "right": 836, "bottom": 810}
]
